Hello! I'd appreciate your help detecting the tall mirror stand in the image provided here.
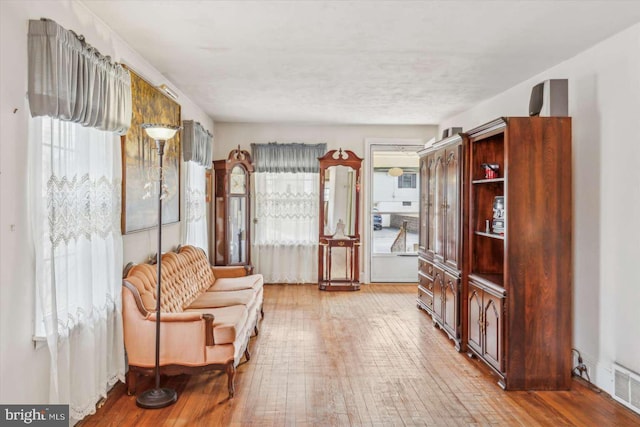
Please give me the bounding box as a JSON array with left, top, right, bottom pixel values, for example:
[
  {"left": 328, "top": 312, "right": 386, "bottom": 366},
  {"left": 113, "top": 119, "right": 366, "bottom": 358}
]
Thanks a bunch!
[{"left": 318, "top": 149, "right": 363, "bottom": 291}]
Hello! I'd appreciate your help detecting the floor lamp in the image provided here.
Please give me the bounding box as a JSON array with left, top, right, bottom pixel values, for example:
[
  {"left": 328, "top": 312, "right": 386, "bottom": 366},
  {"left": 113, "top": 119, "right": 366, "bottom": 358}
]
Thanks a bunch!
[{"left": 136, "top": 123, "right": 181, "bottom": 409}]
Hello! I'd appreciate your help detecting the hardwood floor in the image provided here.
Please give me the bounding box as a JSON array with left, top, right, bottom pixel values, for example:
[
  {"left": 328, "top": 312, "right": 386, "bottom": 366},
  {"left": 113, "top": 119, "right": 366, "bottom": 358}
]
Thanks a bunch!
[{"left": 80, "top": 284, "right": 640, "bottom": 426}]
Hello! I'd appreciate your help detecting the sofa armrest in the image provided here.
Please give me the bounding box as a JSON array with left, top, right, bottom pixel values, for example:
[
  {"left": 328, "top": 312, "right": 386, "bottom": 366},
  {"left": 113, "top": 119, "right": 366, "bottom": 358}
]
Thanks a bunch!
[
  {"left": 147, "top": 312, "right": 216, "bottom": 345},
  {"left": 123, "top": 287, "right": 215, "bottom": 366},
  {"left": 211, "top": 265, "right": 250, "bottom": 278},
  {"left": 147, "top": 312, "right": 209, "bottom": 322},
  {"left": 202, "top": 314, "right": 215, "bottom": 346}
]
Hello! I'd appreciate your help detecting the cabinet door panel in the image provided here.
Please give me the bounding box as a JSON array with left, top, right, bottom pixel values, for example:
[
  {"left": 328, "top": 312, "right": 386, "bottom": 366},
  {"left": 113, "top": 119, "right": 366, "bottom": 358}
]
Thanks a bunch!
[
  {"left": 467, "top": 284, "right": 483, "bottom": 354},
  {"left": 442, "top": 271, "right": 459, "bottom": 338},
  {"left": 444, "top": 145, "right": 461, "bottom": 270},
  {"left": 483, "top": 293, "right": 504, "bottom": 372},
  {"left": 432, "top": 267, "right": 445, "bottom": 322}
]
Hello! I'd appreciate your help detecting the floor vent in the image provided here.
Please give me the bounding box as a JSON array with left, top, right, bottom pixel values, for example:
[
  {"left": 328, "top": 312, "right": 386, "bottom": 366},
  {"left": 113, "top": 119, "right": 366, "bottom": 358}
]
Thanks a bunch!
[{"left": 613, "top": 363, "right": 640, "bottom": 415}]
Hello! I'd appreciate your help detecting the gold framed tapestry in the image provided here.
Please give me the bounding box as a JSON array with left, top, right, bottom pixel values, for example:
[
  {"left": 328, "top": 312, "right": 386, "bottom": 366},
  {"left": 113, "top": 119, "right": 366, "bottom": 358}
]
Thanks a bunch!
[{"left": 121, "top": 68, "right": 181, "bottom": 234}]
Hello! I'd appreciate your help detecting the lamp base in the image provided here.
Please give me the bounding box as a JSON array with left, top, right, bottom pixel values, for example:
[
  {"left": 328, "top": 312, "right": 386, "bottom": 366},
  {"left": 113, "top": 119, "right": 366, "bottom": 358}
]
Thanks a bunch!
[{"left": 136, "top": 387, "right": 177, "bottom": 409}]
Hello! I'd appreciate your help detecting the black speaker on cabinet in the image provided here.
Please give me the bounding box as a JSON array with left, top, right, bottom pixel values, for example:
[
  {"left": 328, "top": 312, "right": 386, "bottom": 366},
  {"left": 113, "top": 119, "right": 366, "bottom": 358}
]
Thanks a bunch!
[{"left": 529, "top": 79, "right": 568, "bottom": 117}]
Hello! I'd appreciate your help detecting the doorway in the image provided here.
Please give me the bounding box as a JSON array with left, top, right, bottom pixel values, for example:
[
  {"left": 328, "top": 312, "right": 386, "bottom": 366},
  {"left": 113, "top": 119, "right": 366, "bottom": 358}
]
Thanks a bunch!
[{"left": 367, "top": 141, "right": 422, "bottom": 283}]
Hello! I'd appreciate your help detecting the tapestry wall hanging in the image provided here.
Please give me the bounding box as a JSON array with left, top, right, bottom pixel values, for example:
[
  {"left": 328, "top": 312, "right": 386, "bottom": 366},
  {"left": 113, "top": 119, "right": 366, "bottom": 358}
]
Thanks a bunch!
[{"left": 121, "top": 68, "right": 182, "bottom": 233}]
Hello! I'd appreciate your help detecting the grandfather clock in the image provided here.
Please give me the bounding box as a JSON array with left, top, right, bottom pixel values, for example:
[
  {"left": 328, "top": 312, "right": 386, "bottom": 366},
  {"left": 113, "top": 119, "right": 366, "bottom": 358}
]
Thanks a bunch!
[{"left": 213, "top": 147, "right": 254, "bottom": 267}]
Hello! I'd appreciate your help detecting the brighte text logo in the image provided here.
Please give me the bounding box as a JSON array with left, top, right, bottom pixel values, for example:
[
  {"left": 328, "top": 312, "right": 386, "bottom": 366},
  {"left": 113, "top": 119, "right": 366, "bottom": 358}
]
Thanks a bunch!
[{"left": 1, "top": 405, "right": 68, "bottom": 425}]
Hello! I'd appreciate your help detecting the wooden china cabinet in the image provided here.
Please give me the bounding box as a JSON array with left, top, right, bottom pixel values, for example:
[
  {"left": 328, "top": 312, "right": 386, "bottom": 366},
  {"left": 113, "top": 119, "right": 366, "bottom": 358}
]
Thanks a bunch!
[
  {"left": 416, "top": 133, "right": 466, "bottom": 350},
  {"left": 464, "top": 117, "right": 572, "bottom": 390},
  {"left": 213, "top": 147, "right": 254, "bottom": 267}
]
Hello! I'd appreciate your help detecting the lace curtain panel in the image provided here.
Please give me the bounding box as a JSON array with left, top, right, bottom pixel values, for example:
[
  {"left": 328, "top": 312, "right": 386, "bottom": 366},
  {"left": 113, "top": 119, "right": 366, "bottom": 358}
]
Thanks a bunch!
[
  {"left": 253, "top": 172, "right": 319, "bottom": 283},
  {"left": 27, "top": 18, "right": 131, "bottom": 134},
  {"left": 182, "top": 161, "right": 209, "bottom": 253},
  {"left": 29, "top": 116, "right": 125, "bottom": 420}
]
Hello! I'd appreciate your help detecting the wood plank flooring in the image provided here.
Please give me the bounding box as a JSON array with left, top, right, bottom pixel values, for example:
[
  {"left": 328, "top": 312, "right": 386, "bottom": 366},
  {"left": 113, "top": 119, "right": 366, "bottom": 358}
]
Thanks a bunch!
[{"left": 80, "top": 284, "right": 640, "bottom": 426}]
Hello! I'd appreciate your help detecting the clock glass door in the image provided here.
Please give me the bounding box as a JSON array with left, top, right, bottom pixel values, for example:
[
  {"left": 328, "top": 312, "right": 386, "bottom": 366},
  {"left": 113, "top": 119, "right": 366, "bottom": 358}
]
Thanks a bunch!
[
  {"left": 230, "top": 165, "right": 246, "bottom": 194},
  {"left": 229, "top": 196, "right": 247, "bottom": 264}
]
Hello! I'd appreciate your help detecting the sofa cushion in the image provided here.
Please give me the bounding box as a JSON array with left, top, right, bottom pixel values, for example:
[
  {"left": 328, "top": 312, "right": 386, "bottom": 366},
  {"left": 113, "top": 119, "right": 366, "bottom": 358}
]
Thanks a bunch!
[
  {"left": 185, "top": 305, "right": 248, "bottom": 345},
  {"left": 209, "top": 274, "right": 263, "bottom": 292},
  {"left": 187, "top": 289, "right": 256, "bottom": 309}
]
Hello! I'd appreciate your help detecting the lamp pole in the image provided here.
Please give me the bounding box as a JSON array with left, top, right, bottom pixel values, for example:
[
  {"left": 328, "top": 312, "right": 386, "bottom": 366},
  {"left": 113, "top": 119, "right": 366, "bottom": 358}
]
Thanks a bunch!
[{"left": 136, "top": 123, "right": 180, "bottom": 409}]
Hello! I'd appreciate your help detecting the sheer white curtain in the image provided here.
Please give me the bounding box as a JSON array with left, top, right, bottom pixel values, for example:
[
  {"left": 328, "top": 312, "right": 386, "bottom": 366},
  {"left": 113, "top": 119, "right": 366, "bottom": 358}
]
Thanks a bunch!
[
  {"left": 182, "top": 161, "right": 209, "bottom": 253},
  {"left": 29, "top": 116, "right": 125, "bottom": 420},
  {"left": 253, "top": 172, "right": 319, "bottom": 283}
]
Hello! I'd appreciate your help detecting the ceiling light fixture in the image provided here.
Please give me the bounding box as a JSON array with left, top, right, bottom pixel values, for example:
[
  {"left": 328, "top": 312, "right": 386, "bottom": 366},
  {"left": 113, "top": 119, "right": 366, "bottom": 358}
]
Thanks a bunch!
[{"left": 388, "top": 167, "right": 403, "bottom": 177}]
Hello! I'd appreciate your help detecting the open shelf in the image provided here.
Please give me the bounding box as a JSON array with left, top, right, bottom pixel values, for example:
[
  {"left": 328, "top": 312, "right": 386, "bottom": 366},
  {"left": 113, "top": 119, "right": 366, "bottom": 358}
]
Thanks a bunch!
[
  {"left": 474, "top": 231, "right": 505, "bottom": 240},
  {"left": 472, "top": 178, "right": 505, "bottom": 185},
  {"left": 468, "top": 272, "right": 505, "bottom": 290}
]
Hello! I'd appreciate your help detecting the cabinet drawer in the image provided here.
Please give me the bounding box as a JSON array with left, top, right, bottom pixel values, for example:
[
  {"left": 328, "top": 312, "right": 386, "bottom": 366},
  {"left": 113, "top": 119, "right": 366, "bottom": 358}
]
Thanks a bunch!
[
  {"left": 418, "top": 272, "right": 434, "bottom": 291},
  {"left": 418, "top": 257, "right": 435, "bottom": 279},
  {"left": 417, "top": 285, "right": 434, "bottom": 313}
]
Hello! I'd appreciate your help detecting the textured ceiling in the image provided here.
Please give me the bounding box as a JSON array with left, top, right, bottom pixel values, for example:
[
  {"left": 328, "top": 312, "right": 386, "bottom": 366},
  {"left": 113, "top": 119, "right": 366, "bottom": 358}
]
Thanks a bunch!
[{"left": 81, "top": 1, "right": 640, "bottom": 125}]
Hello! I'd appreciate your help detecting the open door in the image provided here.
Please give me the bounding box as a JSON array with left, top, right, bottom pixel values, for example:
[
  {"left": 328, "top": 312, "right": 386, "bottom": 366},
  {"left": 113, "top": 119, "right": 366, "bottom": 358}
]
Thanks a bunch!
[{"left": 369, "top": 144, "right": 421, "bottom": 283}]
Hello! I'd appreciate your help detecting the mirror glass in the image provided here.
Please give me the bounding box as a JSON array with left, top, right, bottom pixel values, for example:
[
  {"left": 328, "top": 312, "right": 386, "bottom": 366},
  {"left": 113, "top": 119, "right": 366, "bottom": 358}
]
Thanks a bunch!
[
  {"left": 323, "top": 165, "right": 356, "bottom": 237},
  {"left": 229, "top": 196, "right": 247, "bottom": 263}
]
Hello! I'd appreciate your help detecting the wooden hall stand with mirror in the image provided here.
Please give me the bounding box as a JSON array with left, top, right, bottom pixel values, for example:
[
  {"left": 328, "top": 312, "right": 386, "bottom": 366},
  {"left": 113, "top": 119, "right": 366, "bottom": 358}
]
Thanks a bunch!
[{"left": 318, "top": 148, "right": 363, "bottom": 291}]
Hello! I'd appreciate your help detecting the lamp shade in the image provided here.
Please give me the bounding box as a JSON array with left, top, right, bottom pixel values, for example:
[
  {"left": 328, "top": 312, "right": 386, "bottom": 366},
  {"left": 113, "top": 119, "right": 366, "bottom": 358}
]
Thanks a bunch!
[
  {"left": 142, "top": 123, "right": 180, "bottom": 140},
  {"left": 388, "top": 167, "right": 404, "bottom": 177}
]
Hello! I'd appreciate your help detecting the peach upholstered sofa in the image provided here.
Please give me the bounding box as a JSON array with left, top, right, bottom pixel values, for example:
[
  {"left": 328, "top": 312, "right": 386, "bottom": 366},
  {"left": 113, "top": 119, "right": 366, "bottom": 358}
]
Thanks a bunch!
[{"left": 122, "top": 245, "right": 263, "bottom": 397}]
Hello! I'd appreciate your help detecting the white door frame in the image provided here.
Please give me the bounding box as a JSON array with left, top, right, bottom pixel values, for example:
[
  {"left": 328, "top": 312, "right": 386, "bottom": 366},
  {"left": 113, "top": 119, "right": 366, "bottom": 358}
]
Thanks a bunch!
[{"left": 363, "top": 137, "right": 426, "bottom": 283}]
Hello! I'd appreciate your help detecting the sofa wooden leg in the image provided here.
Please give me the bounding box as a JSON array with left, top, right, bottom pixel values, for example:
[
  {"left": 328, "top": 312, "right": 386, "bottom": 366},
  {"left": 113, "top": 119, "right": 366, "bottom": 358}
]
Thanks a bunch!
[
  {"left": 126, "top": 369, "right": 137, "bottom": 396},
  {"left": 244, "top": 348, "right": 251, "bottom": 362},
  {"left": 226, "top": 362, "right": 236, "bottom": 398}
]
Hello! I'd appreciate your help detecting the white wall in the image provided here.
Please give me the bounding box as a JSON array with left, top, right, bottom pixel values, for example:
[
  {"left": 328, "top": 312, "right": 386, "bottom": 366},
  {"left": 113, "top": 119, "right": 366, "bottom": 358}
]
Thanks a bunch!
[
  {"left": 213, "top": 122, "right": 434, "bottom": 159},
  {"left": 440, "top": 23, "right": 640, "bottom": 392},
  {"left": 0, "top": 0, "right": 213, "bottom": 404},
  {"left": 213, "top": 123, "right": 436, "bottom": 282}
]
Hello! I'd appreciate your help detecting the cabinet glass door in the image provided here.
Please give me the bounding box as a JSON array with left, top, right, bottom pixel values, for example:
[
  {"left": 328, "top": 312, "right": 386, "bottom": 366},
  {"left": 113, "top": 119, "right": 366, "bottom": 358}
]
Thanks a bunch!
[
  {"left": 419, "top": 157, "right": 428, "bottom": 251},
  {"left": 434, "top": 150, "right": 445, "bottom": 259},
  {"left": 426, "top": 155, "right": 436, "bottom": 257},
  {"left": 444, "top": 146, "right": 460, "bottom": 269}
]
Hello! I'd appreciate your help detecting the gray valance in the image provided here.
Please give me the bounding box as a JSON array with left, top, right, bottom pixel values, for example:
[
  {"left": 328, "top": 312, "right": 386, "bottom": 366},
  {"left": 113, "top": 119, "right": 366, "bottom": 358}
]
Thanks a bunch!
[
  {"left": 182, "top": 120, "right": 213, "bottom": 166},
  {"left": 251, "top": 142, "right": 327, "bottom": 173},
  {"left": 28, "top": 18, "right": 132, "bottom": 134}
]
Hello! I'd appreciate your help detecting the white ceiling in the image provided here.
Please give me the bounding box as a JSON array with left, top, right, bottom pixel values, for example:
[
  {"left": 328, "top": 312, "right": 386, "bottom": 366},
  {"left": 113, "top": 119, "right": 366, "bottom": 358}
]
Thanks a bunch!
[{"left": 81, "top": 1, "right": 640, "bottom": 125}]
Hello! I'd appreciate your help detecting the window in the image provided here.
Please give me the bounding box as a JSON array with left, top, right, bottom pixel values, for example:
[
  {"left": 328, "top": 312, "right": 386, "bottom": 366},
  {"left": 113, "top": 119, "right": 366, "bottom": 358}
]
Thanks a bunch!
[
  {"left": 27, "top": 18, "right": 129, "bottom": 419},
  {"left": 30, "top": 116, "right": 123, "bottom": 336},
  {"left": 254, "top": 172, "right": 318, "bottom": 246},
  {"left": 398, "top": 173, "right": 417, "bottom": 189},
  {"left": 250, "top": 142, "right": 325, "bottom": 283}
]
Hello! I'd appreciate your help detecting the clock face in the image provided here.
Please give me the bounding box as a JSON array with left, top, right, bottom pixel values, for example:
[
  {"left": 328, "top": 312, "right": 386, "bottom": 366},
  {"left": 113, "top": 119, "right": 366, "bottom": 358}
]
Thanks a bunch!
[{"left": 230, "top": 166, "right": 246, "bottom": 194}]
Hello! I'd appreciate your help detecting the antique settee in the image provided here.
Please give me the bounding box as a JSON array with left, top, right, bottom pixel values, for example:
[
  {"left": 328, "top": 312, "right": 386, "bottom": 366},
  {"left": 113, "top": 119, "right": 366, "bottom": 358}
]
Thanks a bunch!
[{"left": 121, "top": 245, "right": 263, "bottom": 397}]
